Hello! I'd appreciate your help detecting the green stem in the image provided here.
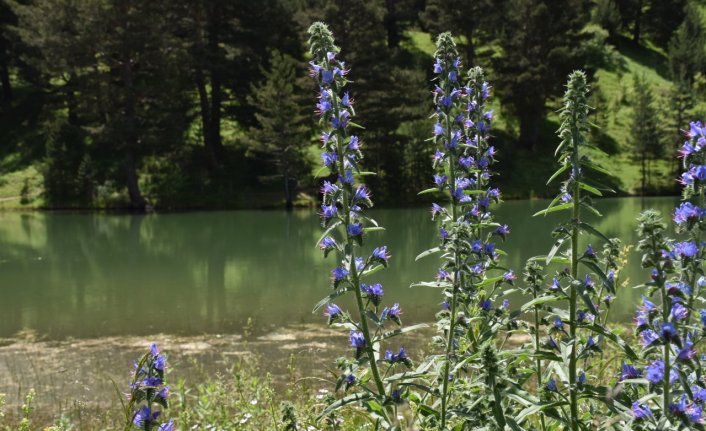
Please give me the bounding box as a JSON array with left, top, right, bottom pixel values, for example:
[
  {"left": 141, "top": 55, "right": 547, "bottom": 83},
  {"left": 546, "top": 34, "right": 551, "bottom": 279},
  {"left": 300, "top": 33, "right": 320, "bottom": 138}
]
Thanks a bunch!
[
  {"left": 568, "top": 111, "right": 580, "bottom": 431},
  {"left": 533, "top": 296, "right": 547, "bottom": 431},
  {"left": 328, "top": 74, "right": 386, "bottom": 401},
  {"left": 440, "top": 105, "right": 458, "bottom": 431}
]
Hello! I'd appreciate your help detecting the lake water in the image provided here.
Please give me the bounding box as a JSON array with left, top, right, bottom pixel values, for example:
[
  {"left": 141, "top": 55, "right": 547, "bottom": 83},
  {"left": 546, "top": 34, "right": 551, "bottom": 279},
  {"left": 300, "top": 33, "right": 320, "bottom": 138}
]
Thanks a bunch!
[{"left": 0, "top": 197, "right": 680, "bottom": 340}]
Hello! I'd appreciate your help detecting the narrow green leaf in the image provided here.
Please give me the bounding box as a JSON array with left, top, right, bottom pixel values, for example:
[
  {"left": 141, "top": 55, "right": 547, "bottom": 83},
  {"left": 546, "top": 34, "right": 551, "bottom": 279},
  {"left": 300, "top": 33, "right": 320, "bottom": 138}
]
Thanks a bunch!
[
  {"left": 374, "top": 323, "right": 428, "bottom": 342},
  {"left": 317, "top": 393, "right": 373, "bottom": 419},
  {"left": 578, "top": 222, "right": 611, "bottom": 243},
  {"left": 415, "top": 247, "right": 441, "bottom": 261},
  {"left": 316, "top": 221, "right": 341, "bottom": 248},
  {"left": 586, "top": 324, "right": 637, "bottom": 360},
  {"left": 520, "top": 295, "right": 560, "bottom": 313},
  {"left": 578, "top": 182, "right": 602, "bottom": 196},
  {"left": 580, "top": 201, "right": 603, "bottom": 217},
  {"left": 546, "top": 163, "right": 569, "bottom": 185},
  {"left": 546, "top": 237, "right": 567, "bottom": 265},
  {"left": 312, "top": 287, "right": 353, "bottom": 313},
  {"left": 534, "top": 202, "right": 573, "bottom": 217},
  {"left": 418, "top": 188, "right": 440, "bottom": 196}
]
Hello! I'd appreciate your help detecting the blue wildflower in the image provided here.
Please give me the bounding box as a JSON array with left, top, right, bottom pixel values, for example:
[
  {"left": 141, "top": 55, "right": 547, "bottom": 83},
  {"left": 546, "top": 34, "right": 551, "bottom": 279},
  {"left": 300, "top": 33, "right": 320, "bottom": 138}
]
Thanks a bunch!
[
  {"left": 325, "top": 304, "right": 342, "bottom": 320},
  {"left": 661, "top": 322, "right": 678, "bottom": 342},
  {"left": 353, "top": 185, "right": 371, "bottom": 202},
  {"left": 646, "top": 360, "right": 678, "bottom": 384},
  {"left": 382, "top": 303, "right": 402, "bottom": 323},
  {"left": 133, "top": 406, "right": 160, "bottom": 428},
  {"left": 339, "top": 170, "right": 354, "bottom": 184},
  {"left": 331, "top": 267, "right": 349, "bottom": 281},
  {"left": 349, "top": 331, "right": 366, "bottom": 348},
  {"left": 674, "top": 202, "right": 703, "bottom": 225},
  {"left": 347, "top": 223, "right": 363, "bottom": 237},
  {"left": 434, "top": 174, "right": 447, "bottom": 189},
  {"left": 433, "top": 59, "right": 443, "bottom": 74},
  {"left": 641, "top": 330, "right": 659, "bottom": 348},
  {"left": 361, "top": 283, "right": 384, "bottom": 303},
  {"left": 671, "top": 302, "right": 688, "bottom": 321},
  {"left": 320, "top": 237, "right": 336, "bottom": 251},
  {"left": 431, "top": 203, "right": 444, "bottom": 218},
  {"left": 321, "top": 204, "right": 337, "bottom": 219},
  {"left": 678, "top": 338, "right": 696, "bottom": 362},
  {"left": 547, "top": 378, "right": 557, "bottom": 392},
  {"left": 632, "top": 401, "right": 652, "bottom": 421},
  {"left": 495, "top": 224, "right": 510, "bottom": 237},
  {"left": 479, "top": 299, "right": 492, "bottom": 311},
  {"left": 619, "top": 362, "right": 642, "bottom": 381},
  {"left": 158, "top": 419, "right": 175, "bottom": 431},
  {"left": 371, "top": 246, "right": 390, "bottom": 263}
]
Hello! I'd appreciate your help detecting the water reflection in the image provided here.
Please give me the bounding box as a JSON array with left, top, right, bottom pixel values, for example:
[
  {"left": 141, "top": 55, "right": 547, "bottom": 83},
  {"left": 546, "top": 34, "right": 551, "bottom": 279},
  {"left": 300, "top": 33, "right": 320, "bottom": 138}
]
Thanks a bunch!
[{"left": 0, "top": 197, "right": 679, "bottom": 339}]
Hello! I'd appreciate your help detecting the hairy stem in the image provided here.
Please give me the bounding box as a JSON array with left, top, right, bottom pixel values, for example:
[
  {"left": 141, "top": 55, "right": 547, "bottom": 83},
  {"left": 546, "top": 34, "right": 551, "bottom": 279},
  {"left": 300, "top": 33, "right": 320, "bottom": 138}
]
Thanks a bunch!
[
  {"left": 440, "top": 106, "right": 458, "bottom": 430},
  {"left": 569, "top": 107, "right": 581, "bottom": 431},
  {"left": 329, "top": 76, "right": 386, "bottom": 400}
]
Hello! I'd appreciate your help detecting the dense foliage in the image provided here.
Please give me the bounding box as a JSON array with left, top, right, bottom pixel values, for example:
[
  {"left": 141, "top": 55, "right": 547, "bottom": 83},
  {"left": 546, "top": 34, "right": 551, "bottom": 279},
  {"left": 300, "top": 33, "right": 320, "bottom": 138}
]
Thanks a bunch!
[{"left": 0, "top": 0, "right": 702, "bottom": 209}]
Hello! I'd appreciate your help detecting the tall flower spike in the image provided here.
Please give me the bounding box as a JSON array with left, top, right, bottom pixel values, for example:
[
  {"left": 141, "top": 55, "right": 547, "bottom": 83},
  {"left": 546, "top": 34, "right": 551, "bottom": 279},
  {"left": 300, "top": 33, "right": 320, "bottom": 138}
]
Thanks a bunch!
[
  {"left": 415, "top": 32, "right": 517, "bottom": 430},
  {"left": 126, "top": 344, "right": 174, "bottom": 431},
  {"left": 532, "top": 71, "right": 631, "bottom": 431},
  {"left": 625, "top": 123, "right": 706, "bottom": 427},
  {"left": 307, "top": 22, "right": 416, "bottom": 429}
]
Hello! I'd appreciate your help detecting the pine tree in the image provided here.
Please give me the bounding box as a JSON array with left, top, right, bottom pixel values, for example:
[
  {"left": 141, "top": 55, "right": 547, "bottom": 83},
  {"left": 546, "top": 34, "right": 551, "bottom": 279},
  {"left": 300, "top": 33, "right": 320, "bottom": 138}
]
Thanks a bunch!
[
  {"left": 419, "top": 0, "right": 503, "bottom": 64},
  {"left": 319, "top": 0, "right": 424, "bottom": 202},
  {"left": 631, "top": 75, "right": 663, "bottom": 194},
  {"left": 493, "top": 0, "right": 590, "bottom": 150},
  {"left": 247, "top": 50, "right": 310, "bottom": 210},
  {"left": 667, "top": 2, "right": 703, "bottom": 178}
]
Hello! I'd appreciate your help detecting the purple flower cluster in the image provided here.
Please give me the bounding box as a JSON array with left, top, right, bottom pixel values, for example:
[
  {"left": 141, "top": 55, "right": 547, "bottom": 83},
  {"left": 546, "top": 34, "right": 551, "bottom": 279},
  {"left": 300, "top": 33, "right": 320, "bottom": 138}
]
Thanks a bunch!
[
  {"left": 627, "top": 123, "right": 706, "bottom": 426},
  {"left": 308, "top": 23, "right": 410, "bottom": 405},
  {"left": 128, "top": 344, "right": 173, "bottom": 431},
  {"left": 424, "top": 33, "right": 517, "bottom": 429},
  {"left": 428, "top": 36, "right": 514, "bottom": 319}
]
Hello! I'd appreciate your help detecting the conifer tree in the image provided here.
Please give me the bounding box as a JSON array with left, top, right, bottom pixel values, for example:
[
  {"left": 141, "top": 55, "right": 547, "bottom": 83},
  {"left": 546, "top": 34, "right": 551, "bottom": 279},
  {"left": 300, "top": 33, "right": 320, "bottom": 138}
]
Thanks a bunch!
[
  {"left": 631, "top": 75, "right": 663, "bottom": 193},
  {"left": 247, "top": 50, "right": 310, "bottom": 210}
]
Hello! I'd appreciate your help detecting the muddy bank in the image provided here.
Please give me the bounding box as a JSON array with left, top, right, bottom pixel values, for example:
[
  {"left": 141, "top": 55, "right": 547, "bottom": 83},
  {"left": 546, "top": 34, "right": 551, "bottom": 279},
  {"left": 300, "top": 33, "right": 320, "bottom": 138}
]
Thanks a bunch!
[{"left": 0, "top": 324, "right": 434, "bottom": 419}]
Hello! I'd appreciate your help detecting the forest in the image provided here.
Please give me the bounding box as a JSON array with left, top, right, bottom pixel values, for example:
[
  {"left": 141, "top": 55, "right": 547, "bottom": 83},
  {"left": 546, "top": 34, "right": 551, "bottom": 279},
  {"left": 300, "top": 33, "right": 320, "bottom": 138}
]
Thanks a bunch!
[{"left": 0, "top": 0, "right": 702, "bottom": 211}]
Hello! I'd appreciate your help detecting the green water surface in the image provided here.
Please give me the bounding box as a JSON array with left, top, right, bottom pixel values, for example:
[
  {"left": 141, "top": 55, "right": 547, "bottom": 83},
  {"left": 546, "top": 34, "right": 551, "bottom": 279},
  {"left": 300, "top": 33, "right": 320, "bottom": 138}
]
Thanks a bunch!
[{"left": 0, "top": 197, "right": 680, "bottom": 339}]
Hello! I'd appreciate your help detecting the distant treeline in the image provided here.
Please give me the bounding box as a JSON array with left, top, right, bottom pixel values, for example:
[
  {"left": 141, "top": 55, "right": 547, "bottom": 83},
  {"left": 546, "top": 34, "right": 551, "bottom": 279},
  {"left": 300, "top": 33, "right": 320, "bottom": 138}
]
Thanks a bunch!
[{"left": 0, "top": 0, "right": 701, "bottom": 210}]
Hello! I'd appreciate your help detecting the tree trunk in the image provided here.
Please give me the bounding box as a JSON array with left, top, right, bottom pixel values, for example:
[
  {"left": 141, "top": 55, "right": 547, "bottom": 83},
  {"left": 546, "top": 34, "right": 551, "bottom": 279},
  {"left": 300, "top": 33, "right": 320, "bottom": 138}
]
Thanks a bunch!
[
  {"left": 284, "top": 170, "right": 293, "bottom": 211},
  {"left": 518, "top": 110, "right": 542, "bottom": 151},
  {"left": 195, "top": 69, "right": 220, "bottom": 170},
  {"left": 464, "top": 27, "right": 476, "bottom": 66},
  {"left": 125, "top": 149, "right": 146, "bottom": 210},
  {"left": 0, "top": 56, "right": 10, "bottom": 103},
  {"left": 641, "top": 153, "right": 646, "bottom": 195},
  {"left": 633, "top": 0, "right": 643, "bottom": 44},
  {"left": 384, "top": 0, "right": 399, "bottom": 49},
  {"left": 122, "top": 54, "right": 147, "bottom": 211},
  {"left": 203, "top": 3, "right": 224, "bottom": 169}
]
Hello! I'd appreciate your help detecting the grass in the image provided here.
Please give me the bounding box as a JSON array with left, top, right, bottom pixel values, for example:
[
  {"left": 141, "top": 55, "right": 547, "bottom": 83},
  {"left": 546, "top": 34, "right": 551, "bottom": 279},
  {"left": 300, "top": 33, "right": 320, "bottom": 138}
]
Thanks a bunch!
[{"left": 0, "top": 354, "right": 374, "bottom": 431}]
